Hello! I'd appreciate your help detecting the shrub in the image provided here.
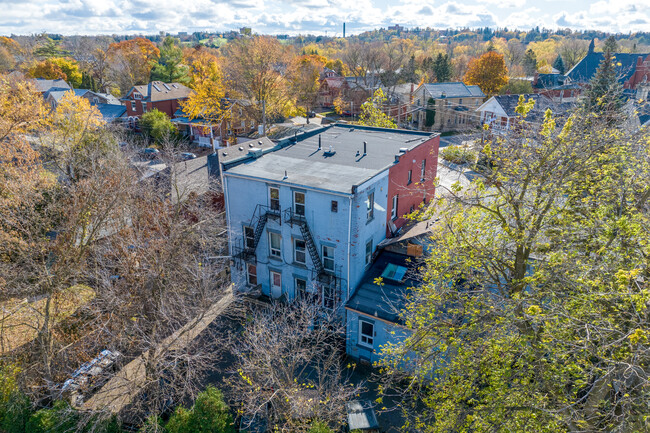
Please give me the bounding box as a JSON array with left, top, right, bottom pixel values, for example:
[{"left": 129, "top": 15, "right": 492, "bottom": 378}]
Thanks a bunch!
[
  {"left": 166, "top": 386, "right": 235, "bottom": 433},
  {"left": 140, "top": 109, "right": 177, "bottom": 144},
  {"left": 440, "top": 145, "right": 478, "bottom": 165}
]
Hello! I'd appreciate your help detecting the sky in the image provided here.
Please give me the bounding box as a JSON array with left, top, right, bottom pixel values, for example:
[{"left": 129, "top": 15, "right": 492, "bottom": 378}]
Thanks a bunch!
[{"left": 0, "top": 0, "right": 648, "bottom": 36}]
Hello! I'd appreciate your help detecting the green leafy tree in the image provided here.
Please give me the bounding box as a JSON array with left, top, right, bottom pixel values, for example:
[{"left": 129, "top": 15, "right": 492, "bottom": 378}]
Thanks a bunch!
[
  {"left": 552, "top": 55, "right": 565, "bottom": 74},
  {"left": 33, "top": 36, "right": 69, "bottom": 59},
  {"left": 81, "top": 70, "right": 98, "bottom": 91},
  {"left": 140, "top": 109, "right": 177, "bottom": 144},
  {"left": 603, "top": 35, "right": 618, "bottom": 53},
  {"left": 166, "top": 386, "right": 235, "bottom": 433},
  {"left": 25, "top": 401, "right": 78, "bottom": 433},
  {"left": 151, "top": 36, "right": 189, "bottom": 84},
  {"left": 358, "top": 89, "right": 396, "bottom": 129},
  {"left": 432, "top": 53, "right": 453, "bottom": 82},
  {"left": 139, "top": 415, "right": 166, "bottom": 433},
  {"left": 499, "top": 79, "right": 533, "bottom": 94},
  {"left": 424, "top": 97, "right": 436, "bottom": 127},
  {"left": 522, "top": 48, "right": 538, "bottom": 75},
  {"left": 380, "top": 99, "right": 650, "bottom": 432},
  {"left": 308, "top": 421, "right": 334, "bottom": 433}
]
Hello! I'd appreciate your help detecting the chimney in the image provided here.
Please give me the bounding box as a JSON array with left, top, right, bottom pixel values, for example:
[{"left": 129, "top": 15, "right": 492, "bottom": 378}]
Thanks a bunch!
[
  {"left": 318, "top": 134, "right": 322, "bottom": 150},
  {"left": 363, "top": 141, "right": 367, "bottom": 155}
]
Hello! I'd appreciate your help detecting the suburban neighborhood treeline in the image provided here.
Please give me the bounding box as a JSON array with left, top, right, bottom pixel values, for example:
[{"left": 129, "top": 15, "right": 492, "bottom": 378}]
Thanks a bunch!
[{"left": 0, "top": 23, "right": 650, "bottom": 433}]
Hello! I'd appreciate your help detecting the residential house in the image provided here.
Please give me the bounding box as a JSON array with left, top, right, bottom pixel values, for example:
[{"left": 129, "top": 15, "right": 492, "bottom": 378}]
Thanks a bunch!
[
  {"left": 121, "top": 81, "right": 192, "bottom": 121},
  {"left": 172, "top": 99, "right": 258, "bottom": 148},
  {"left": 345, "top": 76, "right": 383, "bottom": 115},
  {"left": 224, "top": 124, "right": 438, "bottom": 310},
  {"left": 317, "top": 76, "right": 348, "bottom": 108},
  {"left": 565, "top": 51, "right": 650, "bottom": 95},
  {"left": 476, "top": 93, "right": 574, "bottom": 134},
  {"left": 532, "top": 73, "right": 581, "bottom": 102},
  {"left": 33, "top": 77, "right": 71, "bottom": 95},
  {"left": 44, "top": 88, "right": 90, "bottom": 109},
  {"left": 346, "top": 218, "right": 432, "bottom": 364},
  {"left": 412, "top": 82, "right": 485, "bottom": 132}
]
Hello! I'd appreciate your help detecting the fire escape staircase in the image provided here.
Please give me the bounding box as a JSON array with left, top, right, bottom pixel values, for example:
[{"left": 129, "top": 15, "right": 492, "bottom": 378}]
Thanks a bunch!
[{"left": 285, "top": 209, "right": 335, "bottom": 285}]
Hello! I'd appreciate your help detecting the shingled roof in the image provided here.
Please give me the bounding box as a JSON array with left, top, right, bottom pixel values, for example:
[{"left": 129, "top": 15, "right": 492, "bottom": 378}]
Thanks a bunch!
[
  {"left": 126, "top": 81, "right": 192, "bottom": 102},
  {"left": 566, "top": 52, "right": 649, "bottom": 84}
]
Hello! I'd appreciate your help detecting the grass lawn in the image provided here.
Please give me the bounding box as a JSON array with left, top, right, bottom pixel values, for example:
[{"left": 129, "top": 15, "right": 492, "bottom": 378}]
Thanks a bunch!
[{"left": 0, "top": 285, "right": 95, "bottom": 353}]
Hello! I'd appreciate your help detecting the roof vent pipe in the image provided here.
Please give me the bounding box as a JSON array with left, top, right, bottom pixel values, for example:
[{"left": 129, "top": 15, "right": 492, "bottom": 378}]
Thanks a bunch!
[
  {"left": 363, "top": 141, "right": 367, "bottom": 155},
  {"left": 283, "top": 170, "right": 288, "bottom": 179},
  {"left": 318, "top": 134, "right": 322, "bottom": 150}
]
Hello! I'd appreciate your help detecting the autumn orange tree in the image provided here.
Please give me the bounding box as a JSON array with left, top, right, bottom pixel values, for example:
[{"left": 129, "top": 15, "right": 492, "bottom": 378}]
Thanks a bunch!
[
  {"left": 287, "top": 54, "right": 326, "bottom": 118},
  {"left": 463, "top": 51, "right": 508, "bottom": 96},
  {"left": 107, "top": 37, "right": 160, "bottom": 95},
  {"left": 27, "top": 59, "right": 67, "bottom": 81}
]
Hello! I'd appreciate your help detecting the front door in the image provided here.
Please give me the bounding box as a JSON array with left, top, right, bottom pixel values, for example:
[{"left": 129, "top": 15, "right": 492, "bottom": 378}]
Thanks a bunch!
[{"left": 270, "top": 271, "right": 282, "bottom": 299}]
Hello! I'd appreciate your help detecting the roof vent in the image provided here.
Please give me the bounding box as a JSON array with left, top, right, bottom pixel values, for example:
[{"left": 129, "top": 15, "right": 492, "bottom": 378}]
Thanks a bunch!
[
  {"left": 318, "top": 135, "right": 322, "bottom": 150},
  {"left": 258, "top": 141, "right": 263, "bottom": 145},
  {"left": 356, "top": 150, "right": 360, "bottom": 157},
  {"left": 363, "top": 141, "right": 367, "bottom": 155},
  {"left": 239, "top": 146, "right": 243, "bottom": 151},
  {"left": 249, "top": 143, "right": 254, "bottom": 148},
  {"left": 222, "top": 151, "right": 227, "bottom": 156},
  {"left": 283, "top": 170, "right": 288, "bottom": 179},
  {"left": 324, "top": 145, "right": 336, "bottom": 157},
  {"left": 399, "top": 147, "right": 408, "bottom": 153}
]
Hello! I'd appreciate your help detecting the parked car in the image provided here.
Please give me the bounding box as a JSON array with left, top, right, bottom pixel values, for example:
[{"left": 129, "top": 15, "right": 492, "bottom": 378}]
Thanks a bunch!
[
  {"left": 139, "top": 147, "right": 160, "bottom": 159},
  {"left": 180, "top": 152, "right": 197, "bottom": 160},
  {"left": 307, "top": 111, "right": 316, "bottom": 118}
]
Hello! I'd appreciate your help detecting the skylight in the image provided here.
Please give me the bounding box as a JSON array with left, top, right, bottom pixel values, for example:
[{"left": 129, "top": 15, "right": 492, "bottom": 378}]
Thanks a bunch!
[{"left": 381, "top": 263, "right": 407, "bottom": 282}]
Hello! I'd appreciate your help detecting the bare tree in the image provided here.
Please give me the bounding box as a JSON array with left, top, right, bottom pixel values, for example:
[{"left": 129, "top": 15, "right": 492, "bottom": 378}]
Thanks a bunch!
[
  {"left": 559, "top": 38, "right": 589, "bottom": 71},
  {"left": 228, "top": 300, "right": 364, "bottom": 433}
]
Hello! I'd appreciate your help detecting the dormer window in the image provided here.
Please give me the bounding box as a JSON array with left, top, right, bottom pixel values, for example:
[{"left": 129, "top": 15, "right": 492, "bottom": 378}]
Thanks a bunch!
[{"left": 133, "top": 92, "right": 142, "bottom": 100}]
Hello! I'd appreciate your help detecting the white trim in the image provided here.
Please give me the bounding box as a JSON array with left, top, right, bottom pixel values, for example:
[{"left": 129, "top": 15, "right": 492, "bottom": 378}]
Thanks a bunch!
[{"left": 358, "top": 318, "right": 374, "bottom": 348}]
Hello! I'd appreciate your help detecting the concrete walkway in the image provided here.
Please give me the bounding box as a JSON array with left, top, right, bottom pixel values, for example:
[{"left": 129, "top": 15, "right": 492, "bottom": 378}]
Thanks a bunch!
[{"left": 83, "top": 286, "right": 234, "bottom": 413}]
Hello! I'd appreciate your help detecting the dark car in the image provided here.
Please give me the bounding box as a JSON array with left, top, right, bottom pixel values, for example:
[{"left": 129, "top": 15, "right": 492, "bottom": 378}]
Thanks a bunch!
[
  {"left": 307, "top": 111, "right": 316, "bottom": 118},
  {"left": 139, "top": 147, "right": 160, "bottom": 159},
  {"left": 180, "top": 152, "right": 197, "bottom": 160}
]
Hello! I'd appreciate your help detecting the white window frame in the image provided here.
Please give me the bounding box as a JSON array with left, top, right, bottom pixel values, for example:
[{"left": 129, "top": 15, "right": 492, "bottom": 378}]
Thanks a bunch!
[
  {"left": 391, "top": 195, "right": 398, "bottom": 220},
  {"left": 244, "top": 226, "right": 255, "bottom": 249},
  {"left": 293, "top": 191, "right": 305, "bottom": 217},
  {"left": 365, "top": 239, "right": 373, "bottom": 265},
  {"left": 294, "top": 238, "right": 306, "bottom": 264},
  {"left": 269, "top": 232, "right": 282, "bottom": 258},
  {"left": 407, "top": 170, "right": 412, "bottom": 185},
  {"left": 359, "top": 319, "right": 374, "bottom": 348},
  {"left": 246, "top": 263, "right": 257, "bottom": 286},
  {"left": 366, "top": 192, "right": 374, "bottom": 222},
  {"left": 322, "top": 245, "right": 335, "bottom": 272},
  {"left": 421, "top": 159, "right": 426, "bottom": 181},
  {"left": 269, "top": 187, "right": 280, "bottom": 211},
  {"left": 323, "top": 284, "right": 337, "bottom": 309},
  {"left": 270, "top": 270, "right": 282, "bottom": 292}
]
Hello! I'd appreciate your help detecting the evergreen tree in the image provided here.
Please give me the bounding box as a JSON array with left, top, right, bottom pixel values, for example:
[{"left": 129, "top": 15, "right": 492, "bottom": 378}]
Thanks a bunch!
[
  {"left": 150, "top": 36, "right": 189, "bottom": 84},
  {"left": 584, "top": 36, "right": 624, "bottom": 124},
  {"left": 400, "top": 54, "right": 417, "bottom": 83},
  {"left": 603, "top": 35, "right": 618, "bottom": 53},
  {"left": 432, "top": 53, "right": 453, "bottom": 82},
  {"left": 552, "top": 55, "right": 565, "bottom": 74},
  {"left": 522, "top": 49, "right": 538, "bottom": 75}
]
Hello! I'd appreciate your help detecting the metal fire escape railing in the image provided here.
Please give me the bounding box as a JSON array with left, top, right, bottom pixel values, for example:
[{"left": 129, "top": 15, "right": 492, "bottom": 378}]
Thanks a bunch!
[
  {"left": 233, "top": 204, "right": 281, "bottom": 262},
  {"left": 284, "top": 208, "right": 327, "bottom": 278}
]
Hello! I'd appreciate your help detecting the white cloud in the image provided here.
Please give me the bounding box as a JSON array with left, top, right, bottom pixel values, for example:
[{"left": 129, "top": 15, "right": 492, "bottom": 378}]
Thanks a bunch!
[{"left": 0, "top": 0, "right": 644, "bottom": 35}]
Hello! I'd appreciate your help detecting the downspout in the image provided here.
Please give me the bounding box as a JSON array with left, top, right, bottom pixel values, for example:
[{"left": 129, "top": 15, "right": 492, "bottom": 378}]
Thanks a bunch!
[
  {"left": 221, "top": 168, "right": 233, "bottom": 261},
  {"left": 347, "top": 193, "right": 353, "bottom": 301}
]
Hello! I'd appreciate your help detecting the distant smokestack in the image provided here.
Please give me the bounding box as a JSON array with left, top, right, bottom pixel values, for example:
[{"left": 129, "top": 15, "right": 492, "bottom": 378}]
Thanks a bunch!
[
  {"left": 343, "top": 22, "right": 346, "bottom": 38},
  {"left": 363, "top": 141, "right": 367, "bottom": 155}
]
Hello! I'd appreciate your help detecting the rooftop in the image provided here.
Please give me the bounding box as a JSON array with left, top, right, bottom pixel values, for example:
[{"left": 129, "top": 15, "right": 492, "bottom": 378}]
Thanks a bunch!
[
  {"left": 346, "top": 250, "right": 420, "bottom": 324},
  {"left": 126, "top": 81, "right": 192, "bottom": 102},
  {"left": 566, "top": 52, "right": 649, "bottom": 84},
  {"left": 419, "top": 82, "right": 485, "bottom": 99},
  {"left": 223, "top": 124, "right": 436, "bottom": 193}
]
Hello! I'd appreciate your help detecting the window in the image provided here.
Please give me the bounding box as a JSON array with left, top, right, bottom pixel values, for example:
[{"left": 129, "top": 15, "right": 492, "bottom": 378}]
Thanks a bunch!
[
  {"left": 270, "top": 271, "right": 282, "bottom": 292},
  {"left": 421, "top": 159, "right": 426, "bottom": 181},
  {"left": 366, "top": 192, "right": 374, "bottom": 222},
  {"left": 407, "top": 170, "right": 412, "bottom": 185},
  {"left": 243, "top": 226, "right": 256, "bottom": 249},
  {"left": 359, "top": 319, "right": 374, "bottom": 347},
  {"left": 331, "top": 200, "right": 338, "bottom": 213},
  {"left": 295, "top": 278, "right": 307, "bottom": 299},
  {"left": 391, "top": 195, "right": 398, "bottom": 220},
  {"left": 459, "top": 98, "right": 463, "bottom": 105},
  {"left": 269, "top": 187, "right": 280, "bottom": 211},
  {"left": 269, "top": 232, "right": 282, "bottom": 258},
  {"left": 322, "top": 245, "right": 334, "bottom": 272},
  {"left": 247, "top": 263, "right": 257, "bottom": 285},
  {"left": 294, "top": 191, "right": 305, "bottom": 217},
  {"left": 294, "top": 239, "right": 306, "bottom": 264},
  {"left": 323, "top": 285, "right": 337, "bottom": 309},
  {"left": 134, "top": 92, "right": 142, "bottom": 100},
  {"left": 381, "top": 263, "right": 408, "bottom": 281},
  {"left": 365, "top": 240, "right": 373, "bottom": 265}
]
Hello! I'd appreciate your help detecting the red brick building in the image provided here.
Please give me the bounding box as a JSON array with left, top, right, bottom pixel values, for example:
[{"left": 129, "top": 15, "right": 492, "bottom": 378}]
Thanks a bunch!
[
  {"left": 121, "top": 81, "right": 192, "bottom": 119},
  {"left": 386, "top": 134, "right": 439, "bottom": 236}
]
